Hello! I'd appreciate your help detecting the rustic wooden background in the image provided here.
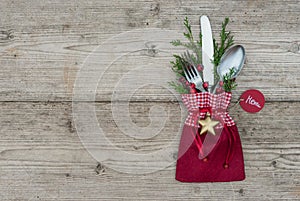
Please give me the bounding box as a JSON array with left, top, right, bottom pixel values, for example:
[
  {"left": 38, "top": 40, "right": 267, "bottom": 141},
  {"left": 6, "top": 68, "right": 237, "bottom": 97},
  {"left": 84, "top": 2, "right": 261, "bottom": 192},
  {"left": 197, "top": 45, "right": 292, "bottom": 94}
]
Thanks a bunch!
[{"left": 0, "top": 0, "right": 299, "bottom": 200}]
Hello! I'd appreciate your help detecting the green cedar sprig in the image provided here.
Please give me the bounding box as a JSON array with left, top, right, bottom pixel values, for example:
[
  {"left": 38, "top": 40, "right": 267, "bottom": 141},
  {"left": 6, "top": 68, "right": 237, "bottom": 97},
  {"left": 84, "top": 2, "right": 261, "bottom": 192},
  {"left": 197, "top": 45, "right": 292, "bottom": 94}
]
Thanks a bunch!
[
  {"left": 171, "top": 17, "right": 202, "bottom": 65},
  {"left": 183, "top": 16, "right": 193, "bottom": 41},
  {"left": 213, "top": 17, "right": 234, "bottom": 81},
  {"left": 223, "top": 68, "right": 237, "bottom": 92},
  {"left": 170, "top": 54, "right": 186, "bottom": 77},
  {"left": 168, "top": 81, "right": 189, "bottom": 94}
]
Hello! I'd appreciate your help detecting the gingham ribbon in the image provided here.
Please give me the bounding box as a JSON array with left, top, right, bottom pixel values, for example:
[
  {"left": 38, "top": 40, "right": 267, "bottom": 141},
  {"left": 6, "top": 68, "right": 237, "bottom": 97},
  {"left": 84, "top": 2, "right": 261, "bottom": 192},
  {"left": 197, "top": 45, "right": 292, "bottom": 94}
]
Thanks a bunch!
[{"left": 182, "top": 92, "right": 235, "bottom": 128}]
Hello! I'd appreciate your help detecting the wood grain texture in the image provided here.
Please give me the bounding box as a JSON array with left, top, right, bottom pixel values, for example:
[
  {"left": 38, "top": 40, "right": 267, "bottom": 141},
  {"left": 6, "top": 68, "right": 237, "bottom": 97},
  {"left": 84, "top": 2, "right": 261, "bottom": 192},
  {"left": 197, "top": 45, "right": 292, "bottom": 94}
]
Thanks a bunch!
[
  {"left": 0, "top": 0, "right": 299, "bottom": 101},
  {"left": 0, "top": 0, "right": 299, "bottom": 200},
  {"left": 0, "top": 102, "right": 300, "bottom": 200}
]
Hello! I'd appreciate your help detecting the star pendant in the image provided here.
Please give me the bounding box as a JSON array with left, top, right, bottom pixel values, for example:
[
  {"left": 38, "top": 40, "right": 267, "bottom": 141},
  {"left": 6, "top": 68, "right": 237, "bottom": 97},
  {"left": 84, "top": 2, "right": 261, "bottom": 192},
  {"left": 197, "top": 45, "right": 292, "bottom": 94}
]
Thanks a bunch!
[{"left": 198, "top": 112, "right": 219, "bottom": 135}]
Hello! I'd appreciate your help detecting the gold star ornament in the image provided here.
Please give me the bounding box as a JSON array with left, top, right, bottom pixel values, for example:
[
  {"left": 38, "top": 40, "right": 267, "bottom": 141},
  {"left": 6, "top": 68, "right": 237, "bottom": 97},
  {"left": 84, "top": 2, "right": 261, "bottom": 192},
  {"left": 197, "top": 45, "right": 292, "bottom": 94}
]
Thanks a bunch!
[{"left": 198, "top": 112, "right": 219, "bottom": 135}]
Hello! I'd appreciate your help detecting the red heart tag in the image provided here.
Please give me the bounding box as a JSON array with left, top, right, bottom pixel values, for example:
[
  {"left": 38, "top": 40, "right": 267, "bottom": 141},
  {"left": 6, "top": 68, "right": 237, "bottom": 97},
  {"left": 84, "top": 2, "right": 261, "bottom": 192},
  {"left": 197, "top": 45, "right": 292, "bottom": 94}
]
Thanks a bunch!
[{"left": 239, "top": 89, "right": 265, "bottom": 113}]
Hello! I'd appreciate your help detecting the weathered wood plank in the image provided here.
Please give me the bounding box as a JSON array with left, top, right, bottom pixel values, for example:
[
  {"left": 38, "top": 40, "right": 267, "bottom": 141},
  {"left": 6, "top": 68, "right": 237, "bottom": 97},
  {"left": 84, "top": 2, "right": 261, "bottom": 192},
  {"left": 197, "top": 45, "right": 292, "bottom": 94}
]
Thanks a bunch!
[
  {"left": 0, "top": 101, "right": 299, "bottom": 200},
  {"left": 0, "top": 0, "right": 299, "bottom": 101},
  {"left": 0, "top": 166, "right": 299, "bottom": 201},
  {"left": 0, "top": 101, "right": 299, "bottom": 148},
  {"left": 0, "top": 163, "right": 299, "bottom": 201}
]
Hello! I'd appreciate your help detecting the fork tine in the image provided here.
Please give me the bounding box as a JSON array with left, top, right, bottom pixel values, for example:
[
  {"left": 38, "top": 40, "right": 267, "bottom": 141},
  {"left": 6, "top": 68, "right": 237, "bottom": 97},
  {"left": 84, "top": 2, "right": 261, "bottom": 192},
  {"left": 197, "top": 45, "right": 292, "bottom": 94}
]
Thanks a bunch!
[
  {"left": 185, "top": 66, "right": 193, "bottom": 80},
  {"left": 191, "top": 66, "right": 198, "bottom": 77},
  {"left": 182, "top": 66, "right": 191, "bottom": 82},
  {"left": 187, "top": 51, "right": 195, "bottom": 67},
  {"left": 192, "top": 65, "right": 200, "bottom": 77},
  {"left": 187, "top": 65, "right": 193, "bottom": 77}
]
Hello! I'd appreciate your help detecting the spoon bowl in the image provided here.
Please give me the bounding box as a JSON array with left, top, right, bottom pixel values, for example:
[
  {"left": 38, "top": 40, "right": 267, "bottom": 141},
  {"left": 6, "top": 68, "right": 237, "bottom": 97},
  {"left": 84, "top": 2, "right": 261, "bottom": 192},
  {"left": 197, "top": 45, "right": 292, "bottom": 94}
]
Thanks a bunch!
[{"left": 217, "top": 45, "right": 246, "bottom": 80}]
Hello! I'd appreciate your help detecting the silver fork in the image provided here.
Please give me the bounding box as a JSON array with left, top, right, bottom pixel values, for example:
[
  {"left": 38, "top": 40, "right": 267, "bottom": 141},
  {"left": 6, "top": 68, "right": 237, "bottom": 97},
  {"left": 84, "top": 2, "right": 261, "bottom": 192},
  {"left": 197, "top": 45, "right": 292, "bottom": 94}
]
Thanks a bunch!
[{"left": 183, "top": 65, "right": 205, "bottom": 92}]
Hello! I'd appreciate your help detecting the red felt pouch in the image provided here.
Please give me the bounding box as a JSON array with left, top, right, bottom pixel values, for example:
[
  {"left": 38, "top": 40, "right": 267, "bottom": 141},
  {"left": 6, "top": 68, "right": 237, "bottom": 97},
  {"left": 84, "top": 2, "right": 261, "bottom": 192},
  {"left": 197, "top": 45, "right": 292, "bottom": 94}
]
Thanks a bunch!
[{"left": 176, "top": 92, "right": 245, "bottom": 182}]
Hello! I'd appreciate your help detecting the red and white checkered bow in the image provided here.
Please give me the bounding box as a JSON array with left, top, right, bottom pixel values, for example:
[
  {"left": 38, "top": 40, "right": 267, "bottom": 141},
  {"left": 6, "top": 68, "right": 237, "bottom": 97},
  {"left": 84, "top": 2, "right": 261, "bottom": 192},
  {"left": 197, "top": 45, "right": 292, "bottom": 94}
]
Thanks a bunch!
[{"left": 181, "top": 92, "right": 235, "bottom": 128}]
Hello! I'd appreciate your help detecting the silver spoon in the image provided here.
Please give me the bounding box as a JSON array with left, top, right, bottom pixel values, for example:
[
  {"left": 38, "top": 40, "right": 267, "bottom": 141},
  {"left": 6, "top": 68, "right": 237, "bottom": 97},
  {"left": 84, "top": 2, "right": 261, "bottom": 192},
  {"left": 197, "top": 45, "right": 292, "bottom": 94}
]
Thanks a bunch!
[
  {"left": 217, "top": 45, "right": 245, "bottom": 80},
  {"left": 213, "top": 45, "right": 246, "bottom": 93}
]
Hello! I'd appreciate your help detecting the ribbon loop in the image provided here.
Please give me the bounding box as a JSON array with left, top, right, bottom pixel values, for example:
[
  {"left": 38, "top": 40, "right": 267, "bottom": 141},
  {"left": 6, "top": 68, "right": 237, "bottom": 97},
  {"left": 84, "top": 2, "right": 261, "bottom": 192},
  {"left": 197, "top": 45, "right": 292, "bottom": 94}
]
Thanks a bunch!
[{"left": 182, "top": 92, "right": 235, "bottom": 128}]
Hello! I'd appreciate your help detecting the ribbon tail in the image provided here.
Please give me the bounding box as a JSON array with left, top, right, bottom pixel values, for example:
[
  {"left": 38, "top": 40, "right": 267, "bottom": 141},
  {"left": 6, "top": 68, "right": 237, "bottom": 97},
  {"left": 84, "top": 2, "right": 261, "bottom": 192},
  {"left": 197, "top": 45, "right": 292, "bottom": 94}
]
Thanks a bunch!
[
  {"left": 189, "top": 125, "right": 205, "bottom": 159},
  {"left": 224, "top": 126, "right": 236, "bottom": 168},
  {"left": 195, "top": 130, "right": 205, "bottom": 159}
]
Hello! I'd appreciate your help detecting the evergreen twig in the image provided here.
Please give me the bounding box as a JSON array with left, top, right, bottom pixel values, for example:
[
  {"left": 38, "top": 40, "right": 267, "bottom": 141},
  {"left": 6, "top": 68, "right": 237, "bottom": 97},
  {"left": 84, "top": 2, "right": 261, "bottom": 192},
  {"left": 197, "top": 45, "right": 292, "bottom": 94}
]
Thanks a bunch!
[
  {"left": 168, "top": 81, "right": 189, "bottom": 94},
  {"left": 213, "top": 17, "right": 234, "bottom": 81},
  {"left": 223, "top": 68, "right": 237, "bottom": 92},
  {"left": 171, "top": 17, "right": 202, "bottom": 64}
]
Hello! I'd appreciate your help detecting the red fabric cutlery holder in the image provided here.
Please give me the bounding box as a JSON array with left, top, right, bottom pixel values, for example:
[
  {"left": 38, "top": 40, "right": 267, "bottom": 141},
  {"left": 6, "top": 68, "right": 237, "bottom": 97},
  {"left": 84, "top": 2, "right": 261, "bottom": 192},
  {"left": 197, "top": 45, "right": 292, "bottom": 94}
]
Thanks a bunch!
[{"left": 176, "top": 92, "right": 245, "bottom": 182}]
